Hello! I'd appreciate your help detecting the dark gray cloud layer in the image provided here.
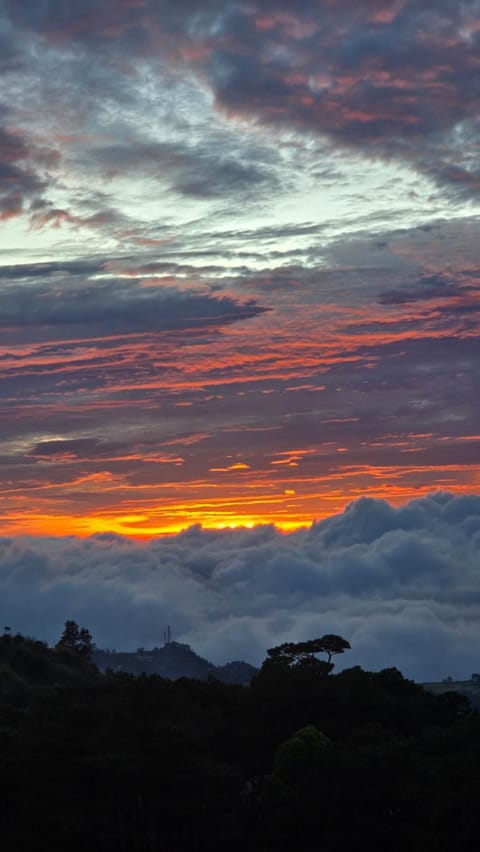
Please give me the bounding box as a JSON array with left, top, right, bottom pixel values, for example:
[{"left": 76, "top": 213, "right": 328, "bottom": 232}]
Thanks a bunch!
[
  {"left": 0, "top": 275, "right": 265, "bottom": 337},
  {"left": 1, "top": 493, "right": 479, "bottom": 681},
  {"left": 3, "top": 0, "right": 480, "bottom": 197}
]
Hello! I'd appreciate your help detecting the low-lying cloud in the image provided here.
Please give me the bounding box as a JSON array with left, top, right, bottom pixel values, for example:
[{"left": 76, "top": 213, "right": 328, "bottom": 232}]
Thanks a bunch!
[{"left": 1, "top": 492, "right": 479, "bottom": 681}]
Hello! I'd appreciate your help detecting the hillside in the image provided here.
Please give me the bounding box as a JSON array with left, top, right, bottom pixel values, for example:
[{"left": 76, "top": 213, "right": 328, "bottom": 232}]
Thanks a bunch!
[
  {"left": 0, "top": 631, "right": 99, "bottom": 704},
  {"left": 0, "top": 632, "right": 258, "bottom": 706},
  {"left": 93, "top": 641, "right": 258, "bottom": 683},
  {"left": 423, "top": 678, "right": 480, "bottom": 711}
]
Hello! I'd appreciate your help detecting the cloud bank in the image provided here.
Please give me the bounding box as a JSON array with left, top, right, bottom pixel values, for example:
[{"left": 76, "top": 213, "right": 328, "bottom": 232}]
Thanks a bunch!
[{"left": 2, "top": 492, "right": 479, "bottom": 681}]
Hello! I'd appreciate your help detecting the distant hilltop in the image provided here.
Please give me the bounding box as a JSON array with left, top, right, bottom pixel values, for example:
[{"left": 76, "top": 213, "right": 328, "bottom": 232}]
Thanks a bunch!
[{"left": 93, "top": 640, "right": 258, "bottom": 684}]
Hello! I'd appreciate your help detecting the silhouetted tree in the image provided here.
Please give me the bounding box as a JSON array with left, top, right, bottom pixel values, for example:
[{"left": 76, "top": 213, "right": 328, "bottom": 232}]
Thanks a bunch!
[
  {"left": 56, "top": 620, "right": 94, "bottom": 660},
  {"left": 267, "top": 634, "right": 350, "bottom": 670},
  {"left": 320, "top": 634, "right": 351, "bottom": 664},
  {"left": 57, "top": 619, "right": 80, "bottom": 651},
  {"left": 78, "top": 627, "right": 94, "bottom": 660}
]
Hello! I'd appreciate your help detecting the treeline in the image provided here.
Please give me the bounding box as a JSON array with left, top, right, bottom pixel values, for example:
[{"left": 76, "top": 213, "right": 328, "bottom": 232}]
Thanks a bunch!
[{"left": 1, "top": 629, "right": 480, "bottom": 850}]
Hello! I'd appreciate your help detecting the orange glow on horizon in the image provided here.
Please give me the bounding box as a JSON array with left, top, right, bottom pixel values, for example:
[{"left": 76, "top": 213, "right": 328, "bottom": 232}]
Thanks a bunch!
[{"left": 2, "top": 475, "right": 478, "bottom": 541}]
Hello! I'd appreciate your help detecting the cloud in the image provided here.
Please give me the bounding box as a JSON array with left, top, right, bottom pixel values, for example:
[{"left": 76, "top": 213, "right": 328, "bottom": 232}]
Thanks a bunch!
[
  {"left": 201, "top": 1, "right": 480, "bottom": 196},
  {"left": 6, "top": 0, "right": 479, "bottom": 196},
  {"left": 1, "top": 492, "right": 479, "bottom": 681},
  {"left": 378, "top": 274, "right": 469, "bottom": 305},
  {"left": 0, "top": 275, "right": 266, "bottom": 338},
  {"left": 0, "top": 126, "right": 52, "bottom": 219},
  {"left": 0, "top": 217, "right": 478, "bottom": 527},
  {"left": 0, "top": 258, "right": 105, "bottom": 280},
  {"left": 89, "top": 138, "right": 282, "bottom": 201},
  {"left": 0, "top": 4, "right": 478, "bottom": 631}
]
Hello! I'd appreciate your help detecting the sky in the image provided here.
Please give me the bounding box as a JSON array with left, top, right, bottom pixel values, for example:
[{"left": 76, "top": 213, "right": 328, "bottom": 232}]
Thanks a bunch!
[{"left": 1, "top": 1, "right": 480, "bottom": 674}]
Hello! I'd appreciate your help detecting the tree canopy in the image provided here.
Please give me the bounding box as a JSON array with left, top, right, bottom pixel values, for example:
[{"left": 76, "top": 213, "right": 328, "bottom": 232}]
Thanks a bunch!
[
  {"left": 1, "top": 627, "right": 477, "bottom": 851},
  {"left": 56, "top": 620, "right": 94, "bottom": 660},
  {"left": 266, "top": 634, "right": 351, "bottom": 669}
]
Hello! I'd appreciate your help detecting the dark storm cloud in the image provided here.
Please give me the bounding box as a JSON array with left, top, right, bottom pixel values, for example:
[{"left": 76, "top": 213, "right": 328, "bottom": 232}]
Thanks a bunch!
[
  {"left": 0, "top": 276, "right": 266, "bottom": 336},
  {"left": 6, "top": 0, "right": 479, "bottom": 196},
  {"left": 1, "top": 493, "right": 480, "bottom": 681}
]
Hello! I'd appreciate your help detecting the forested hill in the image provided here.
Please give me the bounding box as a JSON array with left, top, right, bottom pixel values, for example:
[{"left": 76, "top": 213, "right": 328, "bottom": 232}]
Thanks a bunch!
[
  {"left": 2, "top": 629, "right": 480, "bottom": 849},
  {"left": 93, "top": 641, "right": 258, "bottom": 683},
  {"left": 0, "top": 630, "right": 99, "bottom": 704},
  {"left": 0, "top": 631, "right": 257, "bottom": 705}
]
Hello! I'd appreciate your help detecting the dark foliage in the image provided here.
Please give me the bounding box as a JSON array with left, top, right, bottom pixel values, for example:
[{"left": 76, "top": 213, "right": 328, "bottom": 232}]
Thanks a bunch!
[
  {"left": 1, "top": 630, "right": 479, "bottom": 850},
  {"left": 56, "top": 620, "right": 94, "bottom": 660},
  {"left": 267, "top": 634, "right": 351, "bottom": 666},
  {"left": 0, "top": 629, "right": 98, "bottom": 705}
]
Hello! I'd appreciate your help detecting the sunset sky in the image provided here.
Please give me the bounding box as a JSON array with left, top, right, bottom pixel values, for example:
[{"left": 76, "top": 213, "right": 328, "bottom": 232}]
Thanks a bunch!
[
  {"left": 1, "top": 0, "right": 480, "bottom": 538},
  {"left": 1, "top": 1, "right": 480, "bottom": 671}
]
